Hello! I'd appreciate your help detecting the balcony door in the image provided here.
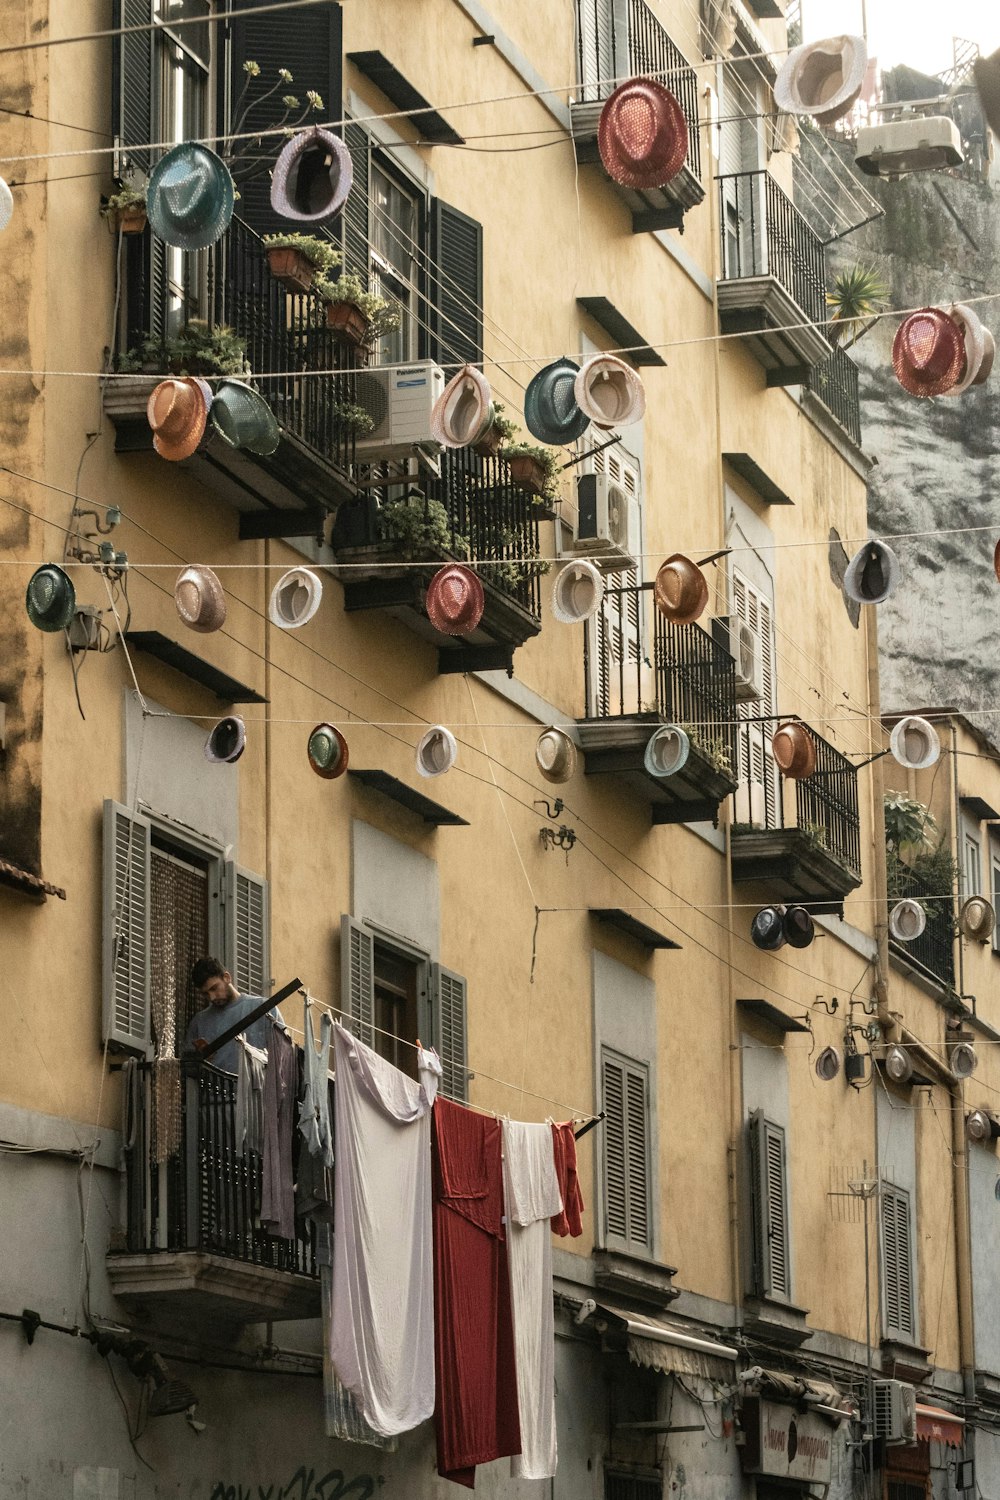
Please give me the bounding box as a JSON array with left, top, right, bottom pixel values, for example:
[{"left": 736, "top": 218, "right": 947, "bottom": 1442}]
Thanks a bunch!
[
  {"left": 585, "top": 446, "right": 647, "bottom": 719},
  {"left": 155, "top": 0, "right": 211, "bottom": 333},
  {"left": 720, "top": 60, "right": 765, "bottom": 281},
  {"left": 577, "top": 0, "right": 618, "bottom": 103}
]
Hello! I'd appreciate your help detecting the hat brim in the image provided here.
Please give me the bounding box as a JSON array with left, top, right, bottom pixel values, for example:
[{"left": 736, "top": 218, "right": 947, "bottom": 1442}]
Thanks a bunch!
[
  {"left": 416, "top": 728, "right": 458, "bottom": 777},
  {"left": 268, "top": 569, "right": 323, "bottom": 629},
  {"left": 774, "top": 36, "right": 867, "bottom": 121},
  {"left": 843, "top": 542, "right": 900, "bottom": 605}
]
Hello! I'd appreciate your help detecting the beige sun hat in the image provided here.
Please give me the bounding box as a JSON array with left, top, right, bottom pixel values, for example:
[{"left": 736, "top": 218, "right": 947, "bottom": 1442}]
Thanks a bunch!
[
  {"left": 268, "top": 568, "right": 323, "bottom": 629},
  {"left": 174, "top": 564, "right": 227, "bottom": 633},
  {"left": 416, "top": 725, "right": 458, "bottom": 778},
  {"left": 774, "top": 35, "right": 868, "bottom": 125},
  {"left": 551, "top": 560, "right": 604, "bottom": 624},
  {"left": 573, "top": 355, "right": 646, "bottom": 429},
  {"left": 942, "top": 303, "right": 987, "bottom": 396},
  {"left": 889, "top": 715, "right": 940, "bottom": 771},
  {"left": 430, "top": 365, "right": 493, "bottom": 449},
  {"left": 535, "top": 727, "right": 578, "bottom": 783}
]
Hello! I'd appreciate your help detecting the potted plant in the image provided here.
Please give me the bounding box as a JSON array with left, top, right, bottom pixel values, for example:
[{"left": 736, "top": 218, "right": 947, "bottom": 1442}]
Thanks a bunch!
[
  {"left": 261, "top": 233, "right": 341, "bottom": 295},
  {"left": 313, "top": 270, "right": 401, "bottom": 352},
  {"left": 117, "top": 320, "right": 249, "bottom": 377},
  {"left": 101, "top": 184, "right": 147, "bottom": 236},
  {"left": 330, "top": 399, "right": 375, "bottom": 437},
  {"left": 826, "top": 262, "right": 888, "bottom": 348},
  {"left": 473, "top": 402, "right": 517, "bottom": 459},
  {"left": 501, "top": 440, "right": 561, "bottom": 507}
]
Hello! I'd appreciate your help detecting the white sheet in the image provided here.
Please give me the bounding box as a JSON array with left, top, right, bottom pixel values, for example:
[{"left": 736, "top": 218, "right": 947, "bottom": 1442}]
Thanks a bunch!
[
  {"left": 502, "top": 1119, "right": 563, "bottom": 1479},
  {"left": 330, "top": 1022, "right": 441, "bottom": 1437}
]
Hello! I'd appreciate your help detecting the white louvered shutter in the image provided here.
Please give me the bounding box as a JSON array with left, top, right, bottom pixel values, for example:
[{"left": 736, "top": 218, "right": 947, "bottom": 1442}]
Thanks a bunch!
[
  {"left": 224, "top": 863, "right": 270, "bottom": 998},
  {"left": 602, "top": 1049, "right": 652, "bottom": 1255},
  {"left": 102, "top": 800, "right": 152, "bottom": 1054},
  {"left": 732, "top": 569, "right": 779, "bottom": 824},
  {"left": 586, "top": 446, "right": 646, "bottom": 716},
  {"left": 340, "top": 915, "right": 375, "bottom": 1048},
  {"left": 431, "top": 963, "right": 468, "bottom": 1104},
  {"left": 748, "top": 1110, "right": 790, "bottom": 1299},
  {"left": 577, "top": 0, "right": 616, "bottom": 102},
  {"left": 881, "top": 1183, "right": 915, "bottom": 1340}
]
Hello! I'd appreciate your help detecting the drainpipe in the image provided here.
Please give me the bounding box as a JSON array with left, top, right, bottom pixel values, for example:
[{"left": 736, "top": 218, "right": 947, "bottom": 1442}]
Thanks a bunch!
[{"left": 951, "top": 722, "right": 965, "bottom": 1008}]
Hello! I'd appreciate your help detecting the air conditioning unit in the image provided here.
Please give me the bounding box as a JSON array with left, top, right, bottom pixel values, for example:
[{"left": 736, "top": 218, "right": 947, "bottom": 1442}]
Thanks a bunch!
[
  {"left": 353, "top": 362, "right": 446, "bottom": 462},
  {"left": 716, "top": 614, "right": 765, "bottom": 702},
  {"left": 873, "top": 1380, "right": 917, "bottom": 1446},
  {"left": 855, "top": 117, "right": 963, "bottom": 178},
  {"left": 573, "top": 471, "right": 639, "bottom": 572}
]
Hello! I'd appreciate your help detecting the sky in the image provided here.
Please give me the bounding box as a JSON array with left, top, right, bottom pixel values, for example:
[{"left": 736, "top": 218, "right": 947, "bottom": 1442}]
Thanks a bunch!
[{"left": 801, "top": 0, "right": 1000, "bottom": 77}]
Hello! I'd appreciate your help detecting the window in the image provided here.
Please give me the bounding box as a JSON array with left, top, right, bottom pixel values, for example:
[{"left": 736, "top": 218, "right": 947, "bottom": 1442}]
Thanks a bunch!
[
  {"left": 747, "top": 1109, "right": 791, "bottom": 1300},
  {"left": 881, "top": 1181, "right": 916, "bottom": 1341},
  {"left": 605, "top": 1470, "right": 662, "bottom": 1500},
  {"left": 732, "top": 568, "right": 778, "bottom": 826},
  {"left": 340, "top": 915, "right": 468, "bottom": 1101},
  {"left": 964, "top": 830, "right": 983, "bottom": 898},
  {"left": 155, "top": 1, "right": 210, "bottom": 333},
  {"left": 586, "top": 446, "right": 645, "bottom": 718},
  {"left": 601, "top": 1047, "right": 652, "bottom": 1256},
  {"left": 370, "top": 162, "right": 420, "bottom": 364}
]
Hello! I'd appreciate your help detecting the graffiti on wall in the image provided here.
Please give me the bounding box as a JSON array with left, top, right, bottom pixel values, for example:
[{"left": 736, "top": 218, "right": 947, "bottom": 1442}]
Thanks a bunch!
[{"left": 209, "top": 1465, "right": 381, "bottom": 1500}]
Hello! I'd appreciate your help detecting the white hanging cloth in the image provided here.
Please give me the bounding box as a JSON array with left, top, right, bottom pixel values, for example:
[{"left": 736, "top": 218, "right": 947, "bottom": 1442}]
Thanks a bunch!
[
  {"left": 330, "top": 1022, "right": 441, "bottom": 1437},
  {"left": 502, "top": 1119, "right": 564, "bottom": 1480}
]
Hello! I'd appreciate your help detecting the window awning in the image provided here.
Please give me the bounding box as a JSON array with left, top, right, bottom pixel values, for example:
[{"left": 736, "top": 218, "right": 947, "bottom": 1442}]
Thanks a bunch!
[
  {"left": 590, "top": 1301, "right": 737, "bottom": 1380},
  {"left": 916, "top": 1404, "right": 965, "bottom": 1447}
]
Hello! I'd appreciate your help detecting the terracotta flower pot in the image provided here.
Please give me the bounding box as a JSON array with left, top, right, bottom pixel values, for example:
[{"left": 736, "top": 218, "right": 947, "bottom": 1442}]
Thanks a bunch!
[
  {"left": 266, "top": 245, "right": 316, "bottom": 294},
  {"left": 325, "top": 299, "right": 370, "bottom": 348},
  {"left": 507, "top": 454, "right": 550, "bottom": 497},
  {"left": 473, "top": 422, "right": 504, "bottom": 459},
  {"left": 114, "top": 206, "right": 147, "bottom": 236}
]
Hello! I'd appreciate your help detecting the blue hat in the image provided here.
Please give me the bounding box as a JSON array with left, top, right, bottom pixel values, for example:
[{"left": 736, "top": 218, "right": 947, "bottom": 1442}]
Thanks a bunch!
[
  {"left": 147, "top": 143, "right": 235, "bottom": 251},
  {"left": 524, "top": 359, "right": 590, "bottom": 446},
  {"left": 26, "top": 564, "right": 76, "bottom": 632},
  {"left": 210, "top": 381, "right": 280, "bottom": 457}
]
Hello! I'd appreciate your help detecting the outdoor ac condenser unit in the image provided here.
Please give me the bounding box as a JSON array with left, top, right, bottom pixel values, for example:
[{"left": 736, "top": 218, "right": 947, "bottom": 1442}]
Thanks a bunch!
[
  {"left": 716, "top": 614, "right": 765, "bottom": 702},
  {"left": 873, "top": 1380, "right": 917, "bottom": 1446},
  {"left": 855, "top": 117, "right": 963, "bottom": 178},
  {"left": 354, "top": 362, "right": 446, "bottom": 461},
  {"left": 574, "top": 471, "right": 639, "bottom": 572}
]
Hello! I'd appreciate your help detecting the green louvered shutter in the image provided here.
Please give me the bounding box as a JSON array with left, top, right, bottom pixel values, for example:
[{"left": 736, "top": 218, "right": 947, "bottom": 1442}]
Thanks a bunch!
[
  {"left": 748, "top": 1110, "right": 791, "bottom": 1299},
  {"left": 102, "top": 800, "right": 152, "bottom": 1054},
  {"left": 881, "top": 1182, "right": 916, "bottom": 1340},
  {"left": 342, "top": 121, "right": 371, "bottom": 278},
  {"left": 431, "top": 963, "right": 468, "bottom": 1103},
  {"left": 601, "top": 1048, "right": 652, "bottom": 1255},
  {"left": 113, "top": 0, "right": 166, "bottom": 345},
  {"left": 340, "top": 914, "right": 375, "bottom": 1047},
  {"left": 427, "top": 199, "right": 483, "bottom": 369},
  {"left": 224, "top": 862, "right": 270, "bottom": 998}
]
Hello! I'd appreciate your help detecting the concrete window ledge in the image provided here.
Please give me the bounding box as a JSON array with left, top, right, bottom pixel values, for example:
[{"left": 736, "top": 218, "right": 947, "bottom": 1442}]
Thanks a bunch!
[
  {"left": 743, "top": 1295, "right": 812, "bottom": 1348},
  {"left": 593, "top": 1248, "right": 680, "bottom": 1309}
]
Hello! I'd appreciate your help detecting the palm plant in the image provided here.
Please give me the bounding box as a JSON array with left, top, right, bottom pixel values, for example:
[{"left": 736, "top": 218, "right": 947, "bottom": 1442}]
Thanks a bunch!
[{"left": 826, "top": 263, "right": 889, "bottom": 348}]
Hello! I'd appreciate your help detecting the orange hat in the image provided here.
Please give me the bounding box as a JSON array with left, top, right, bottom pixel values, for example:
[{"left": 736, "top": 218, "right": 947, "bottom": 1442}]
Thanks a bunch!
[{"left": 147, "top": 377, "right": 208, "bottom": 461}]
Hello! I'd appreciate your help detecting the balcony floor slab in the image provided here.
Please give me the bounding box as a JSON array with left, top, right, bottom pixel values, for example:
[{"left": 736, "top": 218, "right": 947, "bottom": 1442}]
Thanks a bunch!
[
  {"left": 577, "top": 715, "right": 737, "bottom": 823},
  {"left": 106, "top": 1250, "right": 320, "bottom": 1324},
  {"left": 730, "top": 825, "right": 862, "bottom": 902},
  {"left": 717, "top": 276, "right": 831, "bottom": 378}
]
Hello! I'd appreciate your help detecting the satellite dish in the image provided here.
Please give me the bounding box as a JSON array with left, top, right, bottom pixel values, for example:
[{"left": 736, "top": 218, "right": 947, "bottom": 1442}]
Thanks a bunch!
[
  {"left": 815, "top": 1046, "right": 841, "bottom": 1081},
  {"left": 951, "top": 1041, "right": 978, "bottom": 1079}
]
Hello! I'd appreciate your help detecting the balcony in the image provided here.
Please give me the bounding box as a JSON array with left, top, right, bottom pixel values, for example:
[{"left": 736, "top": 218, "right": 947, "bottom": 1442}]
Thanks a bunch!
[
  {"left": 330, "top": 448, "right": 543, "bottom": 673},
  {"left": 731, "top": 717, "right": 862, "bottom": 907},
  {"left": 887, "top": 855, "right": 956, "bottom": 990},
  {"left": 577, "top": 587, "right": 738, "bottom": 823},
  {"left": 105, "top": 216, "right": 359, "bottom": 538},
  {"left": 804, "top": 339, "right": 863, "bottom": 448},
  {"left": 717, "top": 171, "right": 832, "bottom": 384},
  {"left": 107, "top": 1061, "right": 320, "bottom": 1324},
  {"left": 571, "top": 0, "right": 705, "bottom": 232}
]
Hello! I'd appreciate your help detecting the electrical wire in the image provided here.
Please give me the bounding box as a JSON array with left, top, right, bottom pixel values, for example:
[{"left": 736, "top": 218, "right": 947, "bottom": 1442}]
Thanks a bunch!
[{"left": 0, "top": 0, "right": 354, "bottom": 57}]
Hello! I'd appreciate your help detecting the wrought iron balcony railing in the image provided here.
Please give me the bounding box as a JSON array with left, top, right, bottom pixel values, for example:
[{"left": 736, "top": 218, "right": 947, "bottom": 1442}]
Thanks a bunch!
[
  {"left": 804, "top": 338, "right": 863, "bottom": 447},
  {"left": 887, "top": 856, "right": 956, "bottom": 988},
  {"left": 732, "top": 716, "right": 862, "bottom": 881},
  {"left": 717, "top": 171, "right": 827, "bottom": 329}
]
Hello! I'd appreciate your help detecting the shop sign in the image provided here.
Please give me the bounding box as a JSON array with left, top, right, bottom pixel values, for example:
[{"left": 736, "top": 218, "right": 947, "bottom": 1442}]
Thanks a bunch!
[{"left": 740, "top": 1397, "right": 835, "bottom": 1484}]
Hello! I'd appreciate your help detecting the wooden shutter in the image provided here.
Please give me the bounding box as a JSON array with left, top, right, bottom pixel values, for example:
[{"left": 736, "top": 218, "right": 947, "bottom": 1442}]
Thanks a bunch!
[
  {"left": 577, "top": 0, "right": 616, "bottom": 102},
  {"left": 602, "top": 1049, "right": 652, "bottom": 1254},
  {"left": 340, "top": 914, "right": 375, "bottom": 1047},
  {"left": 748, "top": 1110, "right": 790, "bottom": 1299},
  {"left": 427, "top": 199, "right": 483, "bottom": 370},
  {"left": 881, "top": 1182, "right": 915, "bottom": 1340},
  {"left": 113, "top": 0, "right": 166, "bottom": 345},
  {"left": 102, "top": 800, "right": 152, "bottom": 1054},
  {"left": 430, "top": 963, "right": 468, "bottom": 1104},
  {"left": 224, "top": 863, "right": 270, "bottom": 997},
  {"left": 223, "top": 0, "right": 343, "bottom": 238},
  {"left": 733, "top": 568, "right": 778, "bottom": 825},
  {"left": 342, "top": 121, "right": 372, "bottom": 278}
]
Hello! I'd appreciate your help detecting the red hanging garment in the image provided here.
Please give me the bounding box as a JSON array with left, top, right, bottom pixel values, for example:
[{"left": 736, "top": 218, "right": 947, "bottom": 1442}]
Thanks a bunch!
[
  {"left": 432, "top": 1098, "right": 521, "bottom": 1487},
  {"left": 550, "top": 1121, "right": 585, "bottom": 1238}
]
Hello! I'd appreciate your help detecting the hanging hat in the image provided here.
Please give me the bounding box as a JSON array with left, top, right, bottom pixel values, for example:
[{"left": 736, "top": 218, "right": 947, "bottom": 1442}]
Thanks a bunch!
[
  {"left": 524, "top": 359, "right": 590, "bottom": 446},
  {"left": 535, "top": 726, "right": 578, "bottom": 784},
  {"left": 597, "top": 77, "right": 689, "bottom": 189},
  {"left": 210, "top": 380, "right": 280, "bottom": 457},
  {"left": 974, "top": 328, "right": 996, "bottom": 387},
  {"left": 994, "top": 539, "right": 1000, "bottom": 585},
  {"left": 147, "top": 377, "right": 209, "bottom": 462},
  {"left": 174, "top": 564, "right": 227, "bottom": 633},
  {"left": 815, "top": 1046, "right": 842, "bottom": 1081},
  {"left": 974, "top": 48, "right": 1000, "bottom": 139},
  {"left": 0, "top": 177, "right": 13, "bottom": 232},
  {"left": 774, "top": 35, "right": 867, "bottom": 125},
  {"left": 772, "top": 721, "right": 817, "bottom": 780},
  {"left": 425, "top": 564, "right": 485, "bottom": 636},
  {"left": 643, "top": 725, "right": 691, "bottom": 779},
  {"left": 960, "top": 896, "right": 996, "bottom": 943},
  {"left": 942, "top": 303, "right": 987, "bottom": 396},
  {"left": 416, "top": 725, "right": 458, "bottom": 778},
  {"left": 843, "top": 540, "right": 900, "bottom": 606},
  {"left": 574, "top": 354, "right": 646, "bottom": 430},
  {"left": 751, "top": 906, "right": 786, "bottom": 952},
  {"left": 892, "top": 307, "right": 965, "bottom": 397},
  {"left": 205, "top": 716, "right": 246, "bottom": 764},
  {"left": 430, "top": 365, "right": 493, "bottom": 449},
  {"left": 889, "top": 715, "right": 940, "bottom": 771},
  {"left": 307, "top": 722, "right": 349, "bottom": 779},
  {"left": 25, "top": 563, "right": 76, "bottom": 632},
  {"left": 146, "top": 142, "right": 235, "bottom": 251},
  {"left": 270, "top": 127, "right": 353, "bottom": 223},
  {"left": 783, "top": 905, "right": 815, "bottom": 949},
  {"left": 551, "top": 559, "right": 604, "bottom": 624},
  {"left": 268, "top": 568, "right": 323, "bottom": 629},
  {"left": 653, "top": 554, "right": 708, "bottom": 625},
  {"left": 889, "top": 899, "right": 927, "bottom": 943}
]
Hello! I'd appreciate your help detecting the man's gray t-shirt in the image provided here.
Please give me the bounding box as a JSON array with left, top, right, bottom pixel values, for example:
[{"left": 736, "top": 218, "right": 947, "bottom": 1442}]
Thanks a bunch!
[{"left": 183, "top": 994, "right": 284, "bottom": 1074}]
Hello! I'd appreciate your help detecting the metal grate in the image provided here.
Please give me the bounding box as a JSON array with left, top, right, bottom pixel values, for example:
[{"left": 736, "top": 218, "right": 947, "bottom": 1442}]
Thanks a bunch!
[
  {"left": 887, "top": 856, "right": 955, "bottom": 988},
  {"left": 805, "top": 340, "right": 863, "bottom": 447},
  {"left": 717, "top": 170, "right": 827, "bottom": 328}
]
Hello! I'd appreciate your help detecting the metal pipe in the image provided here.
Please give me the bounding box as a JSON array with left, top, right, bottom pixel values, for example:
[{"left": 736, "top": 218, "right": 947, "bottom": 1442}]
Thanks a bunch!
[{"left": 951, "top": 1082, "right": 977, "bottom": 1403}]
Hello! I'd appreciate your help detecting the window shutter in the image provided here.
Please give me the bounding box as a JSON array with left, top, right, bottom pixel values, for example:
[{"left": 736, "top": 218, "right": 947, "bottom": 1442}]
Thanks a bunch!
[
  {"left": 601, "top": 1048, "right": 652, "bottom": 1254},
  {"left": 102, "top": 800, "right": 152, "bottom": 1054},
  {"left": 427, "top": 199, "right": 483, "bottom": 369},
  {"left": 577, "top": 0, "right": 616, "bottom": 103},
  {"left": 748, "top": 1109, "right": 790, "bottom": 1299},
  {"left": 224, "top": 863, "right": 270, "bottom": 997},
  {"left": 223, "top": 0, "right": 343, "bottom": 238},
  {"left": 342, "top": 122, "right": 371, "bottom": 278},
  {"left": 340, "top": 914, "right": 375, "bottom": 1048},
  {"left": 881, "top": 1182, "right": 915, "bottom": 1340},
  {"left": 113, "top": 0, "right": 154, "bottom": 179},
  {"left": 430, "top": 962, "right": 468, "bottom": 1103}
]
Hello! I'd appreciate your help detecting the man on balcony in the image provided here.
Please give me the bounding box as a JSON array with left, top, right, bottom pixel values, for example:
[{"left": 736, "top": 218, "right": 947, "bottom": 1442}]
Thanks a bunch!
[{"left": 183, "top": 956, "right": 286, "bottom": 1074}]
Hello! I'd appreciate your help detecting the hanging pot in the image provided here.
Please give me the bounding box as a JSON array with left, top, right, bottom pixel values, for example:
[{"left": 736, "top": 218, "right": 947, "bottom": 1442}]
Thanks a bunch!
[
  {"left": 266, "top": 245, "right": 316, "bottom": 294},
  {"left": 507, "top": 454, "right": 550, "bottom": 497},
  {"left": 325, "top": 299, "right": 370, "bottom": 347}
]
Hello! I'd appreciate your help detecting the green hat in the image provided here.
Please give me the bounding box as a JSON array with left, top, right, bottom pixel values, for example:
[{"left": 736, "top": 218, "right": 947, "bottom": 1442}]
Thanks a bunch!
[
  {"left": 26, "top": 564, "right": 76, "bottom": 632},
  {"left": 524, "top": 358, "right": 589, "bottom": 446},
  {"left": 210, "top": 380, "right": 280, "bottom": 457},
  {"left": 146, "top": 142, "right": 235, "bottom": 252}
]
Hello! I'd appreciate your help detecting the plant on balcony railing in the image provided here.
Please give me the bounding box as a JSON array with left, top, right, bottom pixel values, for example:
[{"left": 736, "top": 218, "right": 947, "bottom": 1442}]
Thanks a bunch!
[
  {"left": 262, "top": 232, "right": 342, "bottom": 294},
  {"left": 313, "top": 269, "right": 400, "bottom": 350},
  {"left": 826, "top": 262, "right": 888, "bottom": 348},
  {"left": 500, "top": 439, "right": 561, "bottom": 506},
  {"left": 100, "top": 183, "right": 147, "bottom": 235},
  {"left": 221, "top": 60, "right": 325, "bottom": 190},
  {"left": 116, "top": 319, "right": 250, "bottom": 377},
  {"left": 381, "top": 494, "right": 469, "bottom": 558}
]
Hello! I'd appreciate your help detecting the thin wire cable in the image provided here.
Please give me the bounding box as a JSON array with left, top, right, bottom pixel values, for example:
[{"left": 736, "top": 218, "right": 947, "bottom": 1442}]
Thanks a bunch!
[{"left": 0, "top": 0, "right": 351, "bottom": 56}]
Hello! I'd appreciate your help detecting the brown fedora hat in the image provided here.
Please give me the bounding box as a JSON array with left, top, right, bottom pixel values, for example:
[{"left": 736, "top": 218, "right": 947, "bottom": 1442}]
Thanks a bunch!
[
  {"left": 147, "top": 377, "right": 208, "bottom": 461},
  {"left": 425, "top": 564, "right": 485, "bottom": 636},
  {"left": 598, "top": 78, "right": 688, "bottom": 190},
  {"left": 174, "top": 564, "right": 227, "bottom": 633},
  {"left": 772, "top": 721, "right": 817, "bottom": 780},
  {"left": 892, "top": 307, "right": 965, "bottom": 398},
  {"left": 653, "top": 554, "right": 708, "bottom": 625}
]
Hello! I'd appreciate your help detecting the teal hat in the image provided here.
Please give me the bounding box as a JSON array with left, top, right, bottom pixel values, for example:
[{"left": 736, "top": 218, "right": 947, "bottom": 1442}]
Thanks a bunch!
[
  {"left": 26, "top": 564, "right": 76, "bottom": 632},
  {"left": 147, "top": 142, "right": 235, "bottom": 251},
  {"left": 524, "top": 359, "right": 590, "bottom": 446},
  {"left": 210, "top": 380, "right": 280, "bottom": 457}
]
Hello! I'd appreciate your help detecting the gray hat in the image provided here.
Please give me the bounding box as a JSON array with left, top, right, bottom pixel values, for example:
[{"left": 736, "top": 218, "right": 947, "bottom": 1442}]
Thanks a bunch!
[
  {"left": 643, "top": 725, "right": 690, "bottom": 779},
  {"left": 416, "top": 725, "right": 458, "bottom": 778},
  {"left": 535, "top": 727, "right": 578, "bottom": 783},
  {"left": 147, "top": 143, "right": 235, "bottom": 251},
  {"left": 210, "top": 381, "right": 280, "bottom": 457},
  {"left": 843, "top": 540, "right": 900, "bottom": 605},
  {"left": 269, "top": 568, "right": 323, "bottom": 629},
  {"left": 270, "top": 128, "right": 353, "bottom": 223},
  {"left": 205, "top": 716, "right": 246, "bottom": 764},
  {"left": 889, "top": 898, "right": 927, "bottom": 942}
]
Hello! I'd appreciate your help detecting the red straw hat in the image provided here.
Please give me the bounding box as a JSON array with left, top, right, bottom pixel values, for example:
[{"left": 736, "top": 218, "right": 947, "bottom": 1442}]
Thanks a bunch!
[
  {"left": 892, "top": 307, "right": 965, "bottom": 398},
  {"left": 598, "top": 77, "right": 688, "bottom": 190},
  {"left": 425, "top": 564, "right": 485, "bottom": 636}
]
